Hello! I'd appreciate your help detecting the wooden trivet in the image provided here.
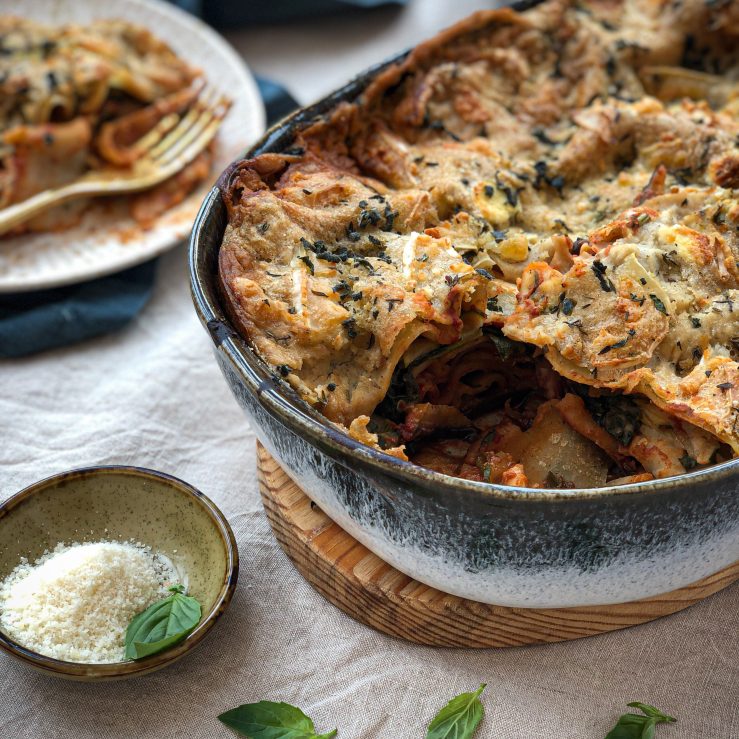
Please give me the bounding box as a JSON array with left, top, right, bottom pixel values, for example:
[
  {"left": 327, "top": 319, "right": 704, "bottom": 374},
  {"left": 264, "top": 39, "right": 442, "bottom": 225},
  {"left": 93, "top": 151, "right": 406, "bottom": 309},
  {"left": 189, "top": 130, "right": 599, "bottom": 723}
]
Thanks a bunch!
[{"left": 257, "top": 442, "right": 739, "bottom": 647}]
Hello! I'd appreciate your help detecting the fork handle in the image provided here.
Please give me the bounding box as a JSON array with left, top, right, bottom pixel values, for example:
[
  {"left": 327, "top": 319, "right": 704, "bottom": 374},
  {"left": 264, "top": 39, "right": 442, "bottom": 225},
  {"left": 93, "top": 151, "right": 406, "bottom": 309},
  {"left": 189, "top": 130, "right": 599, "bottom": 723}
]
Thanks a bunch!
[{"left": 0, "top": 182, "right": 94, "bottom": 236}]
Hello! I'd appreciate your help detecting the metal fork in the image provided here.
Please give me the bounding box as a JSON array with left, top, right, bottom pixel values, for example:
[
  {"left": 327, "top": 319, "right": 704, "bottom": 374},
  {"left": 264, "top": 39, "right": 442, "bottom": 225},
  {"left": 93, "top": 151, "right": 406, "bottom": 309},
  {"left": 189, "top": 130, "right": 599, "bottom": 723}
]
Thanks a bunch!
[{"left": 0, "top": 86, "right": 230, "bottom": 235}]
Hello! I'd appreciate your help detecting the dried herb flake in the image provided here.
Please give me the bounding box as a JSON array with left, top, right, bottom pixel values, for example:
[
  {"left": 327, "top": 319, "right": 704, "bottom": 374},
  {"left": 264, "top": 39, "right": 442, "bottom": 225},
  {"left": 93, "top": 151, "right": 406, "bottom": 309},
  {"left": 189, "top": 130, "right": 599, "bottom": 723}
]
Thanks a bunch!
[{"left": 650, "top": 294, "right": 668, "bottom": 315}]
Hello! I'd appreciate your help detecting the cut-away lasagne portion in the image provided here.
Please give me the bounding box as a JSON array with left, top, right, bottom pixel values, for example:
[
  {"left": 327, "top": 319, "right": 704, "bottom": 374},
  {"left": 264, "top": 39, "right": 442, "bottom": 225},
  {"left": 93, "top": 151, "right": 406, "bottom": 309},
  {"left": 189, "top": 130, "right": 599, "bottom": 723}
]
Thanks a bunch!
[
  {"left": 0, "top": 17, "right": 210, "bottom": 232},
  {"left": 219, "top": 0, "right": 739, "bottom": 488}
]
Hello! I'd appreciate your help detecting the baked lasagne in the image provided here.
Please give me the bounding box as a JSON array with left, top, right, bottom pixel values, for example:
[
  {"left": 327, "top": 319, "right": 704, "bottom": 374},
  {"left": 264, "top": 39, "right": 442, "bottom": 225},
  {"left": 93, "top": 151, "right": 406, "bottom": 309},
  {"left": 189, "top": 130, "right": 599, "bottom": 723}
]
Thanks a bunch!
[
  {"left": 219, "top": 0, "right": 739, "bottom": 488},
  {"left": 0, "top": 17, "right": 210, "bottom": 232}
]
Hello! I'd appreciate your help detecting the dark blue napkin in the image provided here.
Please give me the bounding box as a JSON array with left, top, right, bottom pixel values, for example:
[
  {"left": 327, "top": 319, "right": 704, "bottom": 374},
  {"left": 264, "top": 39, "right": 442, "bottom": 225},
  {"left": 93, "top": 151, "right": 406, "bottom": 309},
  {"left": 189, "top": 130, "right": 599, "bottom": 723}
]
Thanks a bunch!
[
  {"left": 201, "top": 0, "right": 406, "bottom": 27},
  {"left": 0, "top": 261, "right": 159, "bottom": 359},
  {"left": 0, "top": 77, "right": 298, "bottom": 359}
]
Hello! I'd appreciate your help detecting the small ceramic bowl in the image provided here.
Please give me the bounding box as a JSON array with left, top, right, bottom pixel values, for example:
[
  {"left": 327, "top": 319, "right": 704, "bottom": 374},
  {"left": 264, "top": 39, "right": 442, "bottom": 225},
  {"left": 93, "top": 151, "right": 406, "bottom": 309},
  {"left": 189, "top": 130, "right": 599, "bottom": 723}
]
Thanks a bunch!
[{"left": 0, "top": 466, "right": 238, "bottom": 681}]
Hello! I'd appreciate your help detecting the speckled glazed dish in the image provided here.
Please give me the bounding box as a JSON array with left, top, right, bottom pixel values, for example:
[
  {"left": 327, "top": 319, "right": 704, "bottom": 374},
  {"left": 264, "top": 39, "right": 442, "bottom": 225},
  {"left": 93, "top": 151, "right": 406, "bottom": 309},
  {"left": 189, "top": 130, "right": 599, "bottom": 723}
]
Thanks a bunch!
[
  {"left": 0, "top": 467, "right": 238, "bottom": 680},
  {"left": 189, "top": 23, "right": 739, "bottom": 610}
]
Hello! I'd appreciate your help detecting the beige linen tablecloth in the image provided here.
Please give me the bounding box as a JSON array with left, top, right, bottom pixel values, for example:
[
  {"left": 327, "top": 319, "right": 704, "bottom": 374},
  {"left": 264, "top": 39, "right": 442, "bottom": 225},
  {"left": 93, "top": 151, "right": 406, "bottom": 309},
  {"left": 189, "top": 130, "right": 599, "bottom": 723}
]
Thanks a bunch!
[{"left": 2, "top": 3, "right": 738, "bottom": 737}]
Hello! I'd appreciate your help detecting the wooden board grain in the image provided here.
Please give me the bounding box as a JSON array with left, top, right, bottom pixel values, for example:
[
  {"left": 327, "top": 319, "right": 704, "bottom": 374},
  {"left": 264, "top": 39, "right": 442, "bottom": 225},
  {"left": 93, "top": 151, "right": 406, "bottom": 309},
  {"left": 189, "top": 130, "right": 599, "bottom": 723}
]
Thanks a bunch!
[{"left": 257, "top": 442, "right": 739, "bottom": 647}]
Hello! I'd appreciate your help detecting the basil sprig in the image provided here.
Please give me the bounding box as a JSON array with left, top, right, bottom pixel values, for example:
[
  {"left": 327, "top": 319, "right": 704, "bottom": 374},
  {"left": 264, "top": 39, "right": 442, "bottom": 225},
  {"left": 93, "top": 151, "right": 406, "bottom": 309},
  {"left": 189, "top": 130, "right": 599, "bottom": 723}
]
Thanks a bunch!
[
  {"left": 124, "top": 585, "right": 201, "bottom": 660},
  {"left": 218, "top": 701, "right": 337, "bottom": 739},
  {"left": 605, "top": 702, "right": 677, "bottom": 739},
  {"left": 218, "top": 692, "right": 675, "bottom": 739},
  {"left": 426, "top": 684, "right": 486, "bottom": 739}
]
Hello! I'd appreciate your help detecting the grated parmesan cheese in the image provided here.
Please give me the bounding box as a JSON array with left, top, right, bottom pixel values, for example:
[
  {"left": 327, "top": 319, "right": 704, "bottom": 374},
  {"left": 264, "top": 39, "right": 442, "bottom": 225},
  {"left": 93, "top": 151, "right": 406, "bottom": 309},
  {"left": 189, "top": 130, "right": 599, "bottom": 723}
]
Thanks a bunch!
[{"left": 0, "top": 541, "right": 178, "bottom": 663}]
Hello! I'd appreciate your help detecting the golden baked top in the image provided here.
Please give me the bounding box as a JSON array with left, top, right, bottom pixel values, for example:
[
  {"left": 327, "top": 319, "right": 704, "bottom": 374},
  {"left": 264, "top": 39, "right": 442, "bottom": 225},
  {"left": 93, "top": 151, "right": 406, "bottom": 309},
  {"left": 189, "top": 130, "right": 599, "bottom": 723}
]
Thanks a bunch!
[{"left": 219, "top": 0, "right": 739, "bottom": 488}]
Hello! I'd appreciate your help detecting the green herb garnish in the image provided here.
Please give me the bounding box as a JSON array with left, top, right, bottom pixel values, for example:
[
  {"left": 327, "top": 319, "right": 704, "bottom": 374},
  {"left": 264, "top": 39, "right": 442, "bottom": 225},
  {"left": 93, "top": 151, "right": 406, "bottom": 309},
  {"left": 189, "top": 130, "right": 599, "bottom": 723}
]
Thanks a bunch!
[
  {"left": 649, "top": 294, "right": 668, "bottom": 315},
  {"left": 124, "top": 585, "right": 201, "bottom": 660},
  {"left": 680, "top": 454, "right": 697, "bottom": 469},
  {"left": 579, "top": 391, "right": 641, "bottom": 446},
  {"left": 605, "top": 702, "right": 676, "bottom": 738},
  {"left": 426, "top": 684, "right": 486, "bottom": 739},
  {"left": 487, "top": 296, "right": 503, "bottom": 313},
  {"left": 216, "top": 692, "right": 676, "bottom": 738},
  {"left": 592, "top": 260, "right": 615, "bottom": 292},
  {"left": 484, "top": 326, "right": 522, "bottom": 361},
  {"left": 599, "top": 329, "right": 636, "bottom": 355},
  {"left": 374, "top": 362, "right": 420, "bottom": 422},
  {"left": 219, "top": 701, "right": 337, "bottom": 739},
  {"left": 298, "top": 255, "right": 315, "bottom": 275}
]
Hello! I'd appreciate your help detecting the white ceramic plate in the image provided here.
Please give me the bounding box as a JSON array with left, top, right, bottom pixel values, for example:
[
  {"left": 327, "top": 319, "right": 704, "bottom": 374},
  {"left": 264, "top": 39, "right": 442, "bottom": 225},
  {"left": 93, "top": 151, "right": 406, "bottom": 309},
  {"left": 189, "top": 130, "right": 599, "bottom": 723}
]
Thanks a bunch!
[{"left": 0, "top": 0, "right": 265, "bottom": 293}]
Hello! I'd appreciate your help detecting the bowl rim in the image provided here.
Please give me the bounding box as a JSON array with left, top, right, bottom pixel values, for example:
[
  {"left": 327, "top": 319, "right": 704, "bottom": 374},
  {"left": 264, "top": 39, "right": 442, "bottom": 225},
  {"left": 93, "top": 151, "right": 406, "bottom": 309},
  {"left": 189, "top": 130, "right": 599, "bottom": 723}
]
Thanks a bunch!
[
  {"left": 189, "top": 34, "right": 739, "bottom": 505},
  {"left": 0, "top": 465, "right": 239, "bottom": 680}
]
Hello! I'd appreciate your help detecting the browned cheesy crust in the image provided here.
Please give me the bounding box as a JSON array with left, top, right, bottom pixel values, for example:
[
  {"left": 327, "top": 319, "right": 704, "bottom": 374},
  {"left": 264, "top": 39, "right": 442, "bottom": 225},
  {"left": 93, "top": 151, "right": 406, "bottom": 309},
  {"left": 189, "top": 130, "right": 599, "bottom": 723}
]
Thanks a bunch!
[
  {"left": 219, "top": 0, "right": 739, "bottom": 487},
  {"left": 0, "top": 17, "right": 209, "bottom": 232}
]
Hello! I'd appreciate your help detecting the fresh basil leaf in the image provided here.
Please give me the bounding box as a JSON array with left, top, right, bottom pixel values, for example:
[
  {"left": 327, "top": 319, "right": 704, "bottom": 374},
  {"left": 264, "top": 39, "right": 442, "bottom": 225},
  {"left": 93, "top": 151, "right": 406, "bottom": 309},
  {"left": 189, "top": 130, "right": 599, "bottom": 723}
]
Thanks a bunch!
[
  {"left": 124, "top": 586, "right": 201, "bottom": 660},
  {"left": 605, "top": 715, "right": 654, "bottom": 739},
  {"left": 626, "top": 703, "right": 676, "bottom": 723},
  {"left": 605, "top": 703, "right": 676, "bottom": 739},
  {"left": 426, "top": 684, "right": 486, "bottom": 739},
  {"left": 218, "top": 701, "right": 337, "bottom": 739}
]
